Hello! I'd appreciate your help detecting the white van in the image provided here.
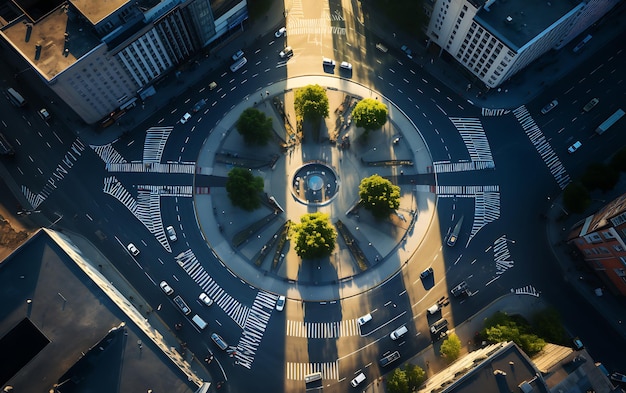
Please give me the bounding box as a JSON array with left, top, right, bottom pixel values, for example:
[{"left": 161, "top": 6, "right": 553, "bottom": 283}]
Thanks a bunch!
[
  {"left": 390, "top": 325, "right": 408, "bottom": 340},
  {"left": 230, "top": 57, "right": 247, "bottom": 72},
  {"left": 192, "top": 314, "right": 207, "bottom": 330},
  {"left": 350, "top": 372, "right": 366, "bottom": 387}
]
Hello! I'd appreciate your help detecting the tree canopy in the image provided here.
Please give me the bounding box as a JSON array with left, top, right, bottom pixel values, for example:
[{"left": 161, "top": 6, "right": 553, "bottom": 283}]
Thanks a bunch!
[
  {"left": 581, "top": 162, "right": 619, "bottom": 192},
  {"left": 236, "top": 107, "right": 273, "bottom": 145},
  {"left": 359, "top": 174, "right": 401, "bottom": 219},
  {"left": 294, "top": 84, "right": 329, "bottom": 122},
  {"left": 291, "top": 212, "right": 336, "bottom": 259},
  {"left": 225, "top": 168, "right": 264, "bottom": 211},
  {"left": 404, "top": 363, "right": 426, "bottom": 391},
  {"left": 440, "top": 333, "right": 461, "bottom": 361},
  {"left": 562, "top": 182, "right": 590, "bottom": 214},
  {"left": 386, "top": 367, "right": 409, "bottom": 393},
  {"left": 481, "top": 311, "right": 546, "bottom": 355},
  {"left": 351, "top": 98, "right": 388, "bottom": 130}
]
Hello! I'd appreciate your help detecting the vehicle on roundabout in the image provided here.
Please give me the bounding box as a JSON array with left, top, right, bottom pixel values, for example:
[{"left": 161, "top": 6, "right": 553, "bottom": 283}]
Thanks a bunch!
[
  {"left": 199, "top": 292, "right": 213, "bottom": 306},
  {"left": 166, "top": 225, "right": 177, "bottom": 241},
  {"left": 567, "top": 140, "right": 582, "bottom": 154},
  {"left": 357, "top": 313, "right": 372, "bottom": 326},
  {"left": 180, "top": 112, "right": 192, "bottom": 124},
  {"left": 127, "top": 243, "right": 139, "bottom": 256},
  {"left": 350, "top": 373, "right": 366, "bottom": 387},
  {"left": 279, "top": 46, "right": 293, "bottom": 59},
  {"left": 275, "top": 27, "right": 286, "bottom": 37},
  {"left": 160, "top": 281, "right": 173, "bottom": 295},
  {"left": 446, "top": 215, "right": 464, "bottom": 247},
  {"left": 541, "top": 99, "right": 558, "bottom": 114},
  {"left": 275, "top": 295, "right": 285, "bottom": 311}
]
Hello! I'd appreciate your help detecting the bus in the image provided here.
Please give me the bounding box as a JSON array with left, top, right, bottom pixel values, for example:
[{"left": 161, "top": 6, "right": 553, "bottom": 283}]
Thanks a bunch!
[
  {"left": 6, "top": 88, "right": 26, "bottom": 107},
  {"left": 230, "top": 57, "right": 247, "bottom": 72},
  {"left": 596, "top": 109, "right": 625, "bottom": 135}
]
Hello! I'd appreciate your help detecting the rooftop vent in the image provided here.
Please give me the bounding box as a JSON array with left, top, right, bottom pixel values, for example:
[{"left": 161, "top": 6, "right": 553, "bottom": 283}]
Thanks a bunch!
[
  {"left": 506, "top": 16, "right": 513, "bottom": 23},
  {"left": 35, "top": 44, "right": 41, "bottom": 60},
  {"left": 519, "top": 381, "right": 533, "bottom": 393},
  {"left": 494, "top": 370, "right": 507, "bottom": 376}
]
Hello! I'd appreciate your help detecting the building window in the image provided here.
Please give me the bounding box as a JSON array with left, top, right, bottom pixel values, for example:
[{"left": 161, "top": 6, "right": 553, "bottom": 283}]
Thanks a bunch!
[{"left": 613, "top": 244, "right": 624, "bottom": 252}]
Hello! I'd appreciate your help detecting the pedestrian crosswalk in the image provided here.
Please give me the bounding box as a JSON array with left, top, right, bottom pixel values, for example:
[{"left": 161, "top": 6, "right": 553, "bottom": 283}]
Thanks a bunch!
[
  {"left": 90, "top": 143, "right": 127, "bottom": 165},
  {"left": 286, "top": 319, "right": 361, "bottom": 338},
  {"left": 144, "top": 126, "right": 172, "bottom": 163},
  {"left": 493, "top": 235, "right": 514, "bottom": 275},
  {"left": 449, "top": 117, "right": 493, "bottom": 162},
  {"left": 432, "top": 160, "right": 495, "bottom": 173},
  {"left": 470, "top": 191, "right": 500, "bottom": 245},
  {"left": 235, "top": 291, "right": 279, "bottom": 369},
  {"left": 513, "top": 106, "right": 571, "bottom": 190},
  {"left": 106, "top": 162, "right": 196, "bottom": 174},
  {"left": 21, "top": 185, "right": 45, "bottom": 209},
  {"left": 481, "top": 108, "right": 510, "bottom": 116},
  {"left": 138, "top": 185, "right": 193, "bottom": 197},
  {"left": 435, "top": 185, "right": 499, "bottom": 195},
  {"left": 286, "top": 361, "right": 339, "bottom": 381},
  {"left": 514, "top": 285, "right": 540, "bottom": 297},
  {"left": 175, "top": 249, "right": 250, "bottom": 328}
]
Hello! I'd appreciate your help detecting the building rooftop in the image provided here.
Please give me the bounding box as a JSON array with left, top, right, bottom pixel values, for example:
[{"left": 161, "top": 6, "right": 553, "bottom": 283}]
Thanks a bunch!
[
  {"left": 70, "top": 0, "right": 128, "bottom": 26},
  {"left": 475, "top": 0, "right": 580, "bottom": 51},
  {"left": 0, "top": 5, "right": 101, "bottom": 81},
  {"left": 0, "top": 229, "right": 197, "bottom": 393},
  {"left": 569, "top": 192, "right": 626, "bottom": 239}
]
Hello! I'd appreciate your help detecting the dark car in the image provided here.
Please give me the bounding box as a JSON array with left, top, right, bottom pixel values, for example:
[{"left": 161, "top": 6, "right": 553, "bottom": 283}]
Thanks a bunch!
[
  {"left": 379, "top": 351, "right": 400, "bottom": 367},
  {"left": 420, "top": 267, "right": 433, "bottom": 279}
]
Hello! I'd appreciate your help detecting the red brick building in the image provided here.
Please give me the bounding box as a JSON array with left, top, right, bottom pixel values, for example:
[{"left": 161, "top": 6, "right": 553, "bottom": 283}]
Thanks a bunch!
[{"left": 568, "top": 193, "right": 626, "bottom": 296}]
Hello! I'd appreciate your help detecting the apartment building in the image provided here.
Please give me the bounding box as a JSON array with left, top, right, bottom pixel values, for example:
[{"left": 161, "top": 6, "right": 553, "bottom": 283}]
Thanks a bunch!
[
  {"left": 0, "top": 0, "right": 247, "bottom": 125},
  {"left": 568, "top": 193, "right": 626, "bottom": 296},
  {"left": 427, "top": 0, "right": 619, "bottom": 88}
]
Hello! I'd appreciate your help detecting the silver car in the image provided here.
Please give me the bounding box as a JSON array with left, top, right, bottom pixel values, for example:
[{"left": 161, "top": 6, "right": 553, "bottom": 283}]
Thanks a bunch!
[{"left": 166, "top": 225, "right": 177, "bottom": 241}]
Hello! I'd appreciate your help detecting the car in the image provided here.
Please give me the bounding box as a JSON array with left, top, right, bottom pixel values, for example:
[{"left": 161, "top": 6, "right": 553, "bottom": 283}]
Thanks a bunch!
[
  {"left": 390, "top": 325, "right": 408, "bottom": 340},
  {"left": 192, "top": 99, "right": 207, "bottom": 113},
  {"left": 350, "top": 372, "right": 366, "bottom": 387},
  {"left": 379, "top": 351, "right": 400, "bottom": 367},
  {"left": 231, "top": 50, "right": 244, "bottom": 61},
  {"left": 208, "top": 81, "right": 217, "bottom": 90},
  {"left": 180, "top": 112, "right": 192, "bottom": 124},
  {"left": 322, "top": 57, "right": 336, "bottom": 67},
  {"left": 446, "top": 233, "right": 458, "bottom": 247},
  {"left": 401, "top": 45, "right": 413, "bottom": 59},
  {"left": 279, "top": 46, "right": 293, "bottom": 59},
  {"left": 541, "top": 99, "right": 558, "bottom": 114},
  {"left": 573, "top": 337, "right": 584, "bottom": 350},
  {"left": 211, "top": 332, "right": 228, "bottom": 350},
  {"left": 166, "top": 225, "right": 177, "bottom": 241},
  {"left": 160, "top": 281, "right": 173, "bottom": 295},
  {"left": 340, "top": 61, "right": 352, "bottom": 70},
  {"left": 427, "top": 303, "right": 440, "bottom": 314},
  {"left": 357, "top": 313, "right": 372, "bottom": 326},
  {"left": 199, "top": 292, "right": 213, "bottom": 306},
  {"left": 420, "top": 267, "right": 433, "bottom": 279},
  {"left": 275, "top": 27, "right": 286, "bottom": 37},
  {"left": 583, "top": 97, "right": 599, "bottom": 112},
  {"left": 127, "top": 243, "right": 139, "bottom": 256},
  {"left": 567, "top": 140, "right": 582, "bottom": 154},
  {"left": 450, "top": 281, "right": 469, "bottom": 297},
  {"left": 430, "top": 318, "right": 448, "bottom": 335},
  {"left": 174, "top": 295, "right": 191, "bottom": 315},
  {"left": 610, "top": 372, "right": 626, "bottom": 383},
  {"left": 276, "top": 295, "right": 285, "bottom": 311},
  {"left": 38, "top": 108, "right": 51, "bottom": 121}
]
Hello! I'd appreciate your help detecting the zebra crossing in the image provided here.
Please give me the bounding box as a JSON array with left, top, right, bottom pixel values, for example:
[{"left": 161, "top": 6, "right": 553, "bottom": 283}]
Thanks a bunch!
[
  {"left": 435, "top": 185, "right": 499, "bottom": 195},
  {"left": 90, "top": 144, "right": 127, "bottom": 165},
  {"left": 513, "top": 106, "right": 571, "bottom": 189},
  {"left": 286, "top": 361, "right": 339, "bottom": 381},
  {"left": 449, "top": 117, "right": 494, "bottom": 162},
  {"left": 481, "top": 108, "right": 510, "bottom": 116},
  {"left": 432, "top": 160, "right": 495, "bottom": 173},
  {"left": 106, "top": 162, "right": 196, "bottom": 174},
  {"left": 235, "top": 291, "right": 279, "bottom": 369},
  {"left": 286, "top": 319, "right": 361, "bottom": 338},
  {"left": 493, "top": 235, "right": 514, "bottom": 275},
  {"left": 285, "top": 24, "right": 347, "bottom": 36},
  {"left": 138, "top": 185, "right": 193, "bottom": 197},
  {"left": 514, "top": 285, "right": 540, "bottom": 297},
  {"left": 144, "top": 126, "right": 172, "bottom": 163},
  {"left": 175, "top": 249, "right": 250, "bottom": 328},
  {"left": 470, "top": 192, "right": 500, "bottom": 245}
]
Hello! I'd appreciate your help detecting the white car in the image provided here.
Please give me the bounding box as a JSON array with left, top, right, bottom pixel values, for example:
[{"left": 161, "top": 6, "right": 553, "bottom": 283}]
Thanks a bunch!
[
  {"left": 231, "top": 50, "right": 244, "bottom": 61},
  {"left": 350, "top": 373, "right": 366, "bottom": 387},
  {"left": 322, "top": 57, "right": 336, "bottom": 67},
  {"left": 276, "top": 295, "right": 285, "bottom": 311},
  {"left": 427, "top": 304, "right": 440, "bottom": 314},
  {"left": 357, "top": 313, "right": 372, "bottom": 326},
  {"left": 160, "top": 281, "right": 173, "bottom": 295},
  {"left": 279, "top": 46, "right": 293, "bottom": 59},
  {"left": 180, "top": 112, "right": 192, "bottom": 124},
  {"left": 567, "top": 140, "right": 582, "bottom": 154},
  {"left": 199, "top": 292, "right": 213, "bottom": 306},
  {"left": 541, "top": 99, "right": 558, "bottom": 114},
  {"left": 340, "top": 61, "right": 352, "bottom": 70},
  {"left": 166, "top": 225, "right": 177, "bottom": 241},
  {"left": 127, "top": 243, "right": 139, "bottom": 256},
  {"left": 275, "top": 27, "right": 286, "bottom": 37}
]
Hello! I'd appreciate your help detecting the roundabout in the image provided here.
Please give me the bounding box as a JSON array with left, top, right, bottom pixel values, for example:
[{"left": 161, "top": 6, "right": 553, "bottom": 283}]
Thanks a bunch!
[{"left": 194, "top": 76, "right": 438, "bottom": 300}]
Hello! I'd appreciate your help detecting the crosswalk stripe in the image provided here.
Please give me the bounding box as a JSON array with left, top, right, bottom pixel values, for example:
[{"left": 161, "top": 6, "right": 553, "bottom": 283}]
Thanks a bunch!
[
  {"left": 286, "top": 362, "right": 338, "bottom": 380},
  {"left": 450, "top": 117, "right": 494, "bottom": 162},
  {"left": 286, "top": 319, "right": 360, "bottom": 338}
]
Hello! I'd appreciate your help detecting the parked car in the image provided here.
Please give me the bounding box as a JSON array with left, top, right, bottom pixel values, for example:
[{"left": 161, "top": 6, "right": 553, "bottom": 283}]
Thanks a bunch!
[
  {"left": 199, "top": 292, "right": 213, "bottom": 306},
  {"left": 567, "top": 141, "right": 582, "bottom": 154},
  {"left": 166, "top": 225, "right": 177, "bottom": 241},
  {"left": 276, "top": 295, "right": 285, "bottom": 311},
  {"left": 180, "top": 112, "right": 192, "bottom": 124},
  {"left": 541, "top": 99, "right": 558, "bottom": 114},
  {"left": 160, "top": 281, "right": 173, "bottom": 295},
  {"left": 420, "top": 267, "right": 433, "bottom": 279},
  {"left": 340, "top": 61, "right": 352, "bottom": 70},
  {"left": 231, "top": 50, "right": 244, "bottom": 61},
  {"left": 275, "top": 27, "right": 286, "bottom": 37},
  {"left": 357, "top": 313, "right": 372, "bottom": 326},
  {"left": 322, "top": 57, "right": 336, "bottom": 67},
  {"left": 127, "top": 243, "right": 139, "bottom": 256},
  {"left": 427, "top": 303, "right": 440, "bottom": 314}
]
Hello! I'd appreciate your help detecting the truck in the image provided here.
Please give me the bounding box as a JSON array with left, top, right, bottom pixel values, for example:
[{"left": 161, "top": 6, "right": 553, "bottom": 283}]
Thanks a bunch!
[{"left": 596, "top": 109, "right": 624, "bottom": 135}]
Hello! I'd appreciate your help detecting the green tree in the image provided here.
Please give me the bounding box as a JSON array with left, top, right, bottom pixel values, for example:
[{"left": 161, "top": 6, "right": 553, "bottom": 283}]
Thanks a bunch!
[
  {"left": 236, "top": 107, "right": 273, "bottom": 145},
  {"left": 294, "top": 84, "right": 329, "bottom": 123},
  {"left": 562, "top": 182, "right": 590, "bottom": 214},
  {"left": 225, "top": 168, "right": 264, "bottom": 211},
  {"left": 440, "top": 333, "right": 461, "bottom": 361},
  {"left": 291, "top": 213, "right": 336, "bottom": 259},
  {"left": 532, "top": 308, "right": 566, "bottom": 344},
  {"left": 386, "top": 367, "right": 409, "bottom": 393},
  {"left": 359, "top": 174, "right": 401, "bottom": 219},
  {"left": 351, "top": 98, "right": 388, "bottom": 131},
  {"left": 610, "top": 147, "right": 626, "bottom": 171},
  {"left": 404, "top": 363, "right": 426, "bottom": 391},
  {"left": 581, "top": 162, "right": 619, "bottom": 192},
  {"left": 519, "top": 334, "right": 546, "bottom": 355}
]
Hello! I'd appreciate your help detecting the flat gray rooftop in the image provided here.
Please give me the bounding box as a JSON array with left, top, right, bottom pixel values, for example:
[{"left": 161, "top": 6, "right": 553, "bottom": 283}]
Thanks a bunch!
[
  {"left": 475, "top": 0, "right": 580, "bottom": 50},
  {"left": 0, "top": 230, "right": 196, "bottom": 393},
  {"left": 70, "top": 0, "right": 128, "bottom": 26}
]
